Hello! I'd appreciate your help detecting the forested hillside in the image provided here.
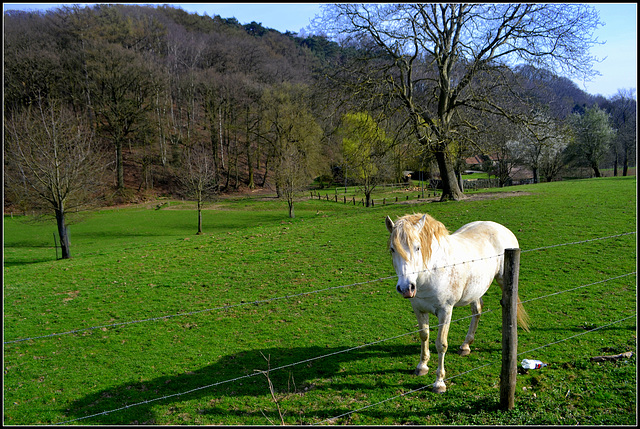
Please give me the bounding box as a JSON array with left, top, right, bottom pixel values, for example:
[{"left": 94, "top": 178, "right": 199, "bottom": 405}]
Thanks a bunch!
[{"left": 3, "top": 4, "right": 636, "bottom": 212}]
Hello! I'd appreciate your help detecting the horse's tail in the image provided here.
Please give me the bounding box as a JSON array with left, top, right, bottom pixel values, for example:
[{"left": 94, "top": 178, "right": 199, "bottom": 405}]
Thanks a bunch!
[{"left": 517, "top": 295, "right": 531, "bottom": 332}]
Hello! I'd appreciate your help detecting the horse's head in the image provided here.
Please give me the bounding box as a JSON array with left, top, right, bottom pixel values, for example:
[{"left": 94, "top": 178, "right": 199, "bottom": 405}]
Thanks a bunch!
[{"left": 385, "top": 213, "right": 448, "bottom": 299}]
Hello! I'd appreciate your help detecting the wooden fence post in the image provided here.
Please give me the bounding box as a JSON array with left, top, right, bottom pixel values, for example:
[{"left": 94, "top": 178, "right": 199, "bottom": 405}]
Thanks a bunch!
[{"left": 500, "top": 248, "right": 520, "bottom": 410}]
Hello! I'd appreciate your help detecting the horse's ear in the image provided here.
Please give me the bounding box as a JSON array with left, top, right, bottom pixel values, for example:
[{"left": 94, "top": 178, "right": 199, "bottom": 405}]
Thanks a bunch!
[
  {"left": 385, "top": 216, "right": 395, "bottom": 233},
  {"left": 416, "top": 214, "right": 427, "bottom": 232}
]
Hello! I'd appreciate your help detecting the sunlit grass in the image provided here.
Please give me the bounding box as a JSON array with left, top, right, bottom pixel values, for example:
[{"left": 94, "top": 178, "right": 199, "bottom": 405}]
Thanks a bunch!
[{"left": 3, "top": 176, "right": 636, "bottom": 425}]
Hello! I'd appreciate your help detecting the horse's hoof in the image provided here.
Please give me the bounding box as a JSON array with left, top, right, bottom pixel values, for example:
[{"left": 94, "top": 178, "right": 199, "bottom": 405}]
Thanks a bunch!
[
  {"left": 459, "top": 347, "right": 471, "bottom": 357},
  {"left": 414, "top": 367, "right": 429, "bottom": 376},
  {"left": 432, "top": 383, "right": 447, "bottom": 394}
]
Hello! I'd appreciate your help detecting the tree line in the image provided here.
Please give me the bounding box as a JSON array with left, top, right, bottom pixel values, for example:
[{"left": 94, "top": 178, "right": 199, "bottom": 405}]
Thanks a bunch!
[{"left": 3, "top": 4, "right": 636, "bottom": 258}]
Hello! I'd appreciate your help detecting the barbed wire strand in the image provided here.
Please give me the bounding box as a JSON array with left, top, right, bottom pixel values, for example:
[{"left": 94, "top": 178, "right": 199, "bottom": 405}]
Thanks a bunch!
[
  {"left": 520, "top": 272, "right": 636, "bottom": 306},
  {"left": 4, "top": 275, "right": 398, "bottom": 344},
  {"left": 53, "top": 309, "right": 491, "bottom": 425},
  {"left": 52, "top": 271, "right": 634, "bottom": 425},
  {"left": 7, "top": 231, "right": 635, "bottom": 345},
  {"left": 522, "top": 231, "right": 636, "bottom": 253},
  {"left": 316, "top": 313, "right": 637, "bottom": 425}
]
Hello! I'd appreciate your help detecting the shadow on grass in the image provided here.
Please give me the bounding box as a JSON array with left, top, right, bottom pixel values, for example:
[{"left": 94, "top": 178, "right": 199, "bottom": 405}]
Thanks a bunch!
[
  {"left": 62, "top": 343, "right": 484, "bottom": 425},
  {"left": 4, "top": 258, "right": 57, "bottom": 267}
]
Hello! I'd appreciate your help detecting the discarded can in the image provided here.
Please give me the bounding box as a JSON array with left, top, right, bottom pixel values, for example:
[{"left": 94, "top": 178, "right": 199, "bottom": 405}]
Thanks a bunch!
[{"left": 521, "top": 359, "right": 547, "bottom": 369}]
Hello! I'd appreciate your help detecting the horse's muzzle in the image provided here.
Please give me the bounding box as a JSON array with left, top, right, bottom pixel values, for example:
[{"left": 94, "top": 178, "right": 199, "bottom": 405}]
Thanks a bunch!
[{"left": 397, "top": 282, "right": 417, "bottom": 299}]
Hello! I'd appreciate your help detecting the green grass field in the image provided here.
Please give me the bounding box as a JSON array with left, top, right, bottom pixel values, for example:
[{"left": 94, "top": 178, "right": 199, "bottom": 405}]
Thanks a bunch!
[{"left": 3, "top": 176, "right": 637, "bottom": 425}]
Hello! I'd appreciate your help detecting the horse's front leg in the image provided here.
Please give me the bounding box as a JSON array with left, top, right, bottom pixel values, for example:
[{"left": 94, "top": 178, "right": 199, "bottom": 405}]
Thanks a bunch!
[
  {"left": 433, "top": 308, "right": 452, "bottom": 393},
  {"left": 412, "top": 309, "right": 430, "bottom": 376}
]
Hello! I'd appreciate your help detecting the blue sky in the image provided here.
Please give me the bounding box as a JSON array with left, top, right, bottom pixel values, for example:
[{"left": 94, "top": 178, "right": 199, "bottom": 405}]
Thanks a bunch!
[{"left": 4, "top": 3, "right": 637, "bottom": 98}]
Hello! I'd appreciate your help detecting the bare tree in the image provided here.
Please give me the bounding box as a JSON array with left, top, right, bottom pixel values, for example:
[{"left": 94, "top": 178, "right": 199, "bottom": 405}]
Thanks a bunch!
[
  {"left": 4, "top": 99, "right": 107, "bottom": 259},
  {"left": 514, "top": 113, "right": 569, "bottom": 183},
  {"left": 608, "top": 89, "right": 637, "bottom": 176},
  {"left": 88, "top": 41, "right": 155, "bottom": 191},
  {"left": 317, "top": 3, "right": 602, "bottom": 200},
  {"left": 483, "top": 115, "right": 522, "bottom": 187},
  {"left": 177, "top": 141, "right": 217, "bottom": 234}
]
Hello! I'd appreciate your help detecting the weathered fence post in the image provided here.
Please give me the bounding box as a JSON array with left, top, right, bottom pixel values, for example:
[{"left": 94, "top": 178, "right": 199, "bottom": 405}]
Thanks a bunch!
[{"left": 500, "top": 248, "right": 520, "bottom": 410}]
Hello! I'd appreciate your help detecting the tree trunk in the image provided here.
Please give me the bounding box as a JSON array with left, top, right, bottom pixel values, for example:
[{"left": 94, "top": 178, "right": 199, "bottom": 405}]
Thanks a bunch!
[
  {"left": 208, "top": 103, "right": 220, "bottom": 190},
  {"left": 592, "top": 162, "right": 601, "bottom": 178},
  {"left": 260, "top": 156, "right": 270, "bottom": 187},
  {"left": 288, "top": 200, "right": 295, "bottom": 218},
  {"left": 434, "top": 150, "right": 465, "bottom": 201},
  {"left": 55, "top": 207, "right": 71, "bottom": 259},
  {"left": 116, "top": 138, "right": 124, "bottom": 190},
  {"left": 246, "top": 106, "right": 255, "bottom": 189},
  {"left": 456, "top": 169, "right": 464, "bottom": 193},
  {"left": 196, "top": 192, "right": 203, "bottom": 235}
]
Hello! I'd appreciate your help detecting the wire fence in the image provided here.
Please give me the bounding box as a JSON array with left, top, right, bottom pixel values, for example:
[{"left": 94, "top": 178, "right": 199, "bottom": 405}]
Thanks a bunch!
[
  {"left": 53, "top": 269, "right": 636, "bottom": 425},
  {"left": 5, "top": 231, "right": 635, "bottom": 345},
  {"left": 316, "top": 313, "right": 637, "bottom": 425},
  {"left": 4, "top": 230, "right": 636, "bottom": 424}
]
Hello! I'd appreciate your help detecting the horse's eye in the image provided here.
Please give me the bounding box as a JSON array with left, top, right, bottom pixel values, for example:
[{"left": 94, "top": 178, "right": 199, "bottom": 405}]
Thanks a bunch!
[{"left": 416, "top": 247, "right": 420, "bottom": 252}]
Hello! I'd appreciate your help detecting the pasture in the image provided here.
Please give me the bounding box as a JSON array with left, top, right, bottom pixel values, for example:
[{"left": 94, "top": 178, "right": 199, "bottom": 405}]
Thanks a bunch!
[{"left": 3, "top": 176, "right": 637, "bottom": 425}]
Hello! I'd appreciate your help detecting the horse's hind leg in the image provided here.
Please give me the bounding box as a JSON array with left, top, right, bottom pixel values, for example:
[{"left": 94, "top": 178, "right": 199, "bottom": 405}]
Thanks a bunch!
[{"left": 460, "top": 298, "right": 483, "bottom": 357}]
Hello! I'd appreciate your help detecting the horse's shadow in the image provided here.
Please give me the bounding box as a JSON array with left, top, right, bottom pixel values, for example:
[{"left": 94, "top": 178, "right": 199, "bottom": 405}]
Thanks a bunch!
[{"left": 62, "top": 343, "right": 432, "bottom": 425}]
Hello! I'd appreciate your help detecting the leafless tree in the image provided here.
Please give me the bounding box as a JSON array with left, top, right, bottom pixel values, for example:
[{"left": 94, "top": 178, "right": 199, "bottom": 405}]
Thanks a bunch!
[
  {"left": 176, "top": 141, "right": 217, "bottom": 234},
  {"left": 316, "top": 3, "right": 602, "bottom": 200},
  {"left": 514, "top": 113, "right": 570, "bottom": 183},
  {"left": 608, "top": 89, "right": 636, "bottom": 176},
  {"left": 4, "top": 99, "right": 108, "bottom": 259}
]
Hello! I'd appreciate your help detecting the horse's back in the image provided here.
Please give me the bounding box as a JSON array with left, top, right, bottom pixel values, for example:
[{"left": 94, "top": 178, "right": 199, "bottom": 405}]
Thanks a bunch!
[
  {"left": 452, "top": 221, "right": 518, "bottom": 251},
  {"left": 443, "top": 221, "right": 518, "bottom": 306}
]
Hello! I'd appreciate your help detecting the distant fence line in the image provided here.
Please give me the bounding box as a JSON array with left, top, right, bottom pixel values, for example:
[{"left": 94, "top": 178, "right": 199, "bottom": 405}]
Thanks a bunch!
[{"left": 310, "top": 177, "right": 539, "bottom": 206}]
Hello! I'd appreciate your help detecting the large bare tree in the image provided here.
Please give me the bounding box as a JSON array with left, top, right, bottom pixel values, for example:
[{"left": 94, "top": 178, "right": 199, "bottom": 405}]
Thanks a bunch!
[
  {"left": 4, "top": 100, "right": 107, "bottom": 259},
  {"left": 317, "top": 3, "right": 602, "bottom": 200}
]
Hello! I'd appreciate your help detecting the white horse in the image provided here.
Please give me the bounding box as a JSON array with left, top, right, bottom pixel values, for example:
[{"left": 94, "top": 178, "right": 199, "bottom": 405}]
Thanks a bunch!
[{"left": 385, "top": 213, "right": 530, "bottom": 393}]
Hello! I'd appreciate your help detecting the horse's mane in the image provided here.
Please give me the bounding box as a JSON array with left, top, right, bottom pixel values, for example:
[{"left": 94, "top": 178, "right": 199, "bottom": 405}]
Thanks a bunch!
[{"left": 389, "top": 213, "right": 450, "bottom": 264}]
